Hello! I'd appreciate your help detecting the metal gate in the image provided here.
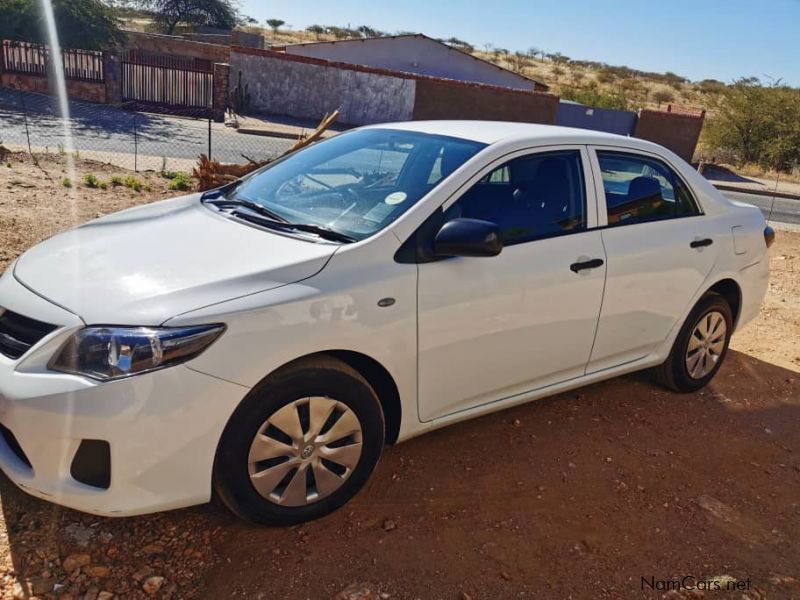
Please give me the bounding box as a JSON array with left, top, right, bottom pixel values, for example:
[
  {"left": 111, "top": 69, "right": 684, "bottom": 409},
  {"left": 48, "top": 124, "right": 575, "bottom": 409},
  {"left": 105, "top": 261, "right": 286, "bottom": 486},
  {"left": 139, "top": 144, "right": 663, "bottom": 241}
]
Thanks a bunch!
[{"left": 120, "top": 61, "right": 213, "bottom": 117}]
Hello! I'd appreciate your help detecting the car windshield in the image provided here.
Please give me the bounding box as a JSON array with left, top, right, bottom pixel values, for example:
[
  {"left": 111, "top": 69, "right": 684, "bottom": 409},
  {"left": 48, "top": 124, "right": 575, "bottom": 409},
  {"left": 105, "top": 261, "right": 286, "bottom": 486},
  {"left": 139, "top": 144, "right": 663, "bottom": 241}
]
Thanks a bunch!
[{"left": 218, "top": 129, "right": 486, "bottom": 241}]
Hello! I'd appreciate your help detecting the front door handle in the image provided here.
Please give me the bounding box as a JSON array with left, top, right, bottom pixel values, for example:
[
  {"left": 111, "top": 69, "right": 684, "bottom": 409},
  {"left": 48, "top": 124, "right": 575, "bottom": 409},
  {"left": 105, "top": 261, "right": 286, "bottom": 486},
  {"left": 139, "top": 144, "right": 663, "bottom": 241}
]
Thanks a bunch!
[
  {"left": 690, "top": 238, "right": 713, "bottom": 248},
  {"left": 570, "top": 258, "right": 604, "bottom": 273}
]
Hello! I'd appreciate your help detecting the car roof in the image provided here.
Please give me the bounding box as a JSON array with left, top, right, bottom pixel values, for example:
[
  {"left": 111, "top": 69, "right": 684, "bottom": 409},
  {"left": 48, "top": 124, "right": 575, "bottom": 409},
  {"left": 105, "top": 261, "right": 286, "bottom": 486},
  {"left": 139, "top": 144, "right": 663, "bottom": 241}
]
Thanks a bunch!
[{"left": 367, "top": 120, "right": 664, "bottom": 153}]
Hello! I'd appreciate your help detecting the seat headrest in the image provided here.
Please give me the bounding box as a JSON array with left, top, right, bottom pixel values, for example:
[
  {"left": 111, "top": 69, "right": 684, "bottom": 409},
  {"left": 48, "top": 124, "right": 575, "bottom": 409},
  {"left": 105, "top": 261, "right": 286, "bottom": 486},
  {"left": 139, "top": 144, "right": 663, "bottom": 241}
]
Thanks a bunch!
[
  {"left": 525, "top": 158, "right": 570, "bottom": 205},
  {"left": 627, "top": 176, "right": 662, "bottom": 202}
]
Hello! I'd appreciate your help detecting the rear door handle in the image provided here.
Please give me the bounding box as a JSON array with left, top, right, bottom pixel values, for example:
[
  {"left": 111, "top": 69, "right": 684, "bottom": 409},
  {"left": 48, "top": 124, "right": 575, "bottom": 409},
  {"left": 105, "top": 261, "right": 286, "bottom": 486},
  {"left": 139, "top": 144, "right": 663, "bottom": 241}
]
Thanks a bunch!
[
  {"left": 690, "top": 238, "right": 713, "bottom": 248},
  {"left": 570, "top": 258, "right": 604, "bottom": 273}
]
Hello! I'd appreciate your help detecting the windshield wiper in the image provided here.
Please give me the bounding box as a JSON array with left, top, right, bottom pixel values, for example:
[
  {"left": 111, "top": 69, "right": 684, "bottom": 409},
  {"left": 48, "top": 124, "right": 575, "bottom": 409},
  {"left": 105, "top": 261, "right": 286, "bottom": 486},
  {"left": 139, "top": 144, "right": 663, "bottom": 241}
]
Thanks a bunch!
[
  {"left": 205, "top": 197, "right": 289, "bottom": 223},
  {"left": 283, "top": 223, "right": 357, "bottom": 243},
  {"left": 230, "top": 211, "right": 356, "bottom": 243}
]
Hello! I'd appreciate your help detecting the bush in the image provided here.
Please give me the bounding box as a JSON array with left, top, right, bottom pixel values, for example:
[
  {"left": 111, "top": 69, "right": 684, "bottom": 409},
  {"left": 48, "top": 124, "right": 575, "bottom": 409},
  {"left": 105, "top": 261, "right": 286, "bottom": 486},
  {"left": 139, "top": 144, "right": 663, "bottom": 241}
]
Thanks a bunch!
[
  {"left": 651, "top": 89, "right": 675, "bottom": 107},
  {"left": 122, "top": 175, "right": 143, "bottom": 192},
  {"left": 561, "top": 86, "right": 629, "bottom": 110},
  {"left": 83, "top": 173, "right": 99, "bottom": 188},
  {"left": 62, "top": 177, "right": 72, "bottom": 188},
  {"left": 595, "top": 69, "right": 615, "bottom": 84},
  {"left": 110, "top": 175, "right": 123, "bottom": 187},
  {"left": 99, "top": 180, "right": 108, "bottom": 190},
  {"left": 696, "top": 79, "right": 726, "bottom": 94},
  {"left": 168, "top": 172, "right": 192, "bottom": 191}
]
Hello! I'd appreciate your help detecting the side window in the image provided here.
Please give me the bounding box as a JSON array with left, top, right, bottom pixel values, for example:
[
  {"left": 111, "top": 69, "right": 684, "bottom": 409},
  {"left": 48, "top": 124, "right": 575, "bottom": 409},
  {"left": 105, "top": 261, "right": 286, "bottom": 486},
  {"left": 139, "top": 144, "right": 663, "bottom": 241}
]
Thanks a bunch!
[
  {"left": 596, "top": 151, "right": 700, "bottom": 226},
  {"left": 447, "top": 151, "right": 586, "bottom": 245}
]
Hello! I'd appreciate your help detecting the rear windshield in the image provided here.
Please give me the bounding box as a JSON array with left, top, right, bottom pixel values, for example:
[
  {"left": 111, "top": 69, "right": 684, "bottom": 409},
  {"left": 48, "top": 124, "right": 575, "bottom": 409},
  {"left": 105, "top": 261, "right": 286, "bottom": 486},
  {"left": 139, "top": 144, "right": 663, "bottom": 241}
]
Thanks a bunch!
[{"left": 228, "top": 129, "right": 486, "bottom": 240}]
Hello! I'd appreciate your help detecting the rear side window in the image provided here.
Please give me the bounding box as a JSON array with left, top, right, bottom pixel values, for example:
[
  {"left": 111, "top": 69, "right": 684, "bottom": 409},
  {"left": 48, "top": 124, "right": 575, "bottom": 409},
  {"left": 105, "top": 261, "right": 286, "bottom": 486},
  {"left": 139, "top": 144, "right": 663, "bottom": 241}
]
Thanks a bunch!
[
  {"left": 448, "top": 150, "right": 586, "bottom": 245},
  {"left": 596, "top": 151, "right": 700, "bottom": 226}
]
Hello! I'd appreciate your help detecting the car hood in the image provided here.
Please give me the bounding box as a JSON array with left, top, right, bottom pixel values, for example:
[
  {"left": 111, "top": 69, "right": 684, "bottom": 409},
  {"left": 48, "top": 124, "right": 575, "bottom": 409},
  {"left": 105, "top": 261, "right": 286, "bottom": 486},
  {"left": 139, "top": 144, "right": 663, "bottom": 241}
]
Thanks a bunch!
[{"left": 14, "top": 194, "right": 337, "bottom": 325}]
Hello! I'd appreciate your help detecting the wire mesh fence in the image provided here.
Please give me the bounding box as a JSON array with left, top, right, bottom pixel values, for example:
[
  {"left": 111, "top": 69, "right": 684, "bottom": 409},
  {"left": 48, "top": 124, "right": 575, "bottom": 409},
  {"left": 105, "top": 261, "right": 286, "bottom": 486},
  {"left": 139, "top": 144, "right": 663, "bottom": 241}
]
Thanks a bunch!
[{"left": 0, "top": 88, "right": 295, "bottom": 175}]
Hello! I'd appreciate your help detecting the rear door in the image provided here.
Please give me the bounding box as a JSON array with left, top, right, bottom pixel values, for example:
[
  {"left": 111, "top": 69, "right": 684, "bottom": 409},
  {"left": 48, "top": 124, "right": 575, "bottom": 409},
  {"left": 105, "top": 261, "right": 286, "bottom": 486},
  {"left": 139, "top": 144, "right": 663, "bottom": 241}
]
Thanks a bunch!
[{"left": 586, "top": 146, "right": 719, "bottom": 373}]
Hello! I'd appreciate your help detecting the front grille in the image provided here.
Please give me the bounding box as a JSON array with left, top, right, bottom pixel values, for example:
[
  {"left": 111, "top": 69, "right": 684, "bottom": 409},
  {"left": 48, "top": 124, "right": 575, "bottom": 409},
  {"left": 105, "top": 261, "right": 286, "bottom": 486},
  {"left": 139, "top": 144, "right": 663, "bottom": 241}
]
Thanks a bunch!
[{"left": 0, "top": 309, "right": 57, "bottom": 359}]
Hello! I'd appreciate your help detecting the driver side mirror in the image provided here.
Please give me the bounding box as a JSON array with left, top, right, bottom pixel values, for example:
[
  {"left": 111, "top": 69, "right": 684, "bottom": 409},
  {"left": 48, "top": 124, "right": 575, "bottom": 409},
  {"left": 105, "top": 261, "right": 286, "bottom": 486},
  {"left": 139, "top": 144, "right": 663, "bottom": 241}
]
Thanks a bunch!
[{"left": 433, "top": 218, "right": 503, "bottom": 258}]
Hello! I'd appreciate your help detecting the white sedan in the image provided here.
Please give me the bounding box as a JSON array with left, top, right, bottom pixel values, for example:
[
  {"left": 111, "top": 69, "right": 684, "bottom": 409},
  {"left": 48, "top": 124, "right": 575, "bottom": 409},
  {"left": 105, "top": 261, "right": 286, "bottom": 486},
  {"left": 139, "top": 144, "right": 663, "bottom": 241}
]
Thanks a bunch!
[{"left": 0, "top": 122, "right": 771, "bottom": 525}]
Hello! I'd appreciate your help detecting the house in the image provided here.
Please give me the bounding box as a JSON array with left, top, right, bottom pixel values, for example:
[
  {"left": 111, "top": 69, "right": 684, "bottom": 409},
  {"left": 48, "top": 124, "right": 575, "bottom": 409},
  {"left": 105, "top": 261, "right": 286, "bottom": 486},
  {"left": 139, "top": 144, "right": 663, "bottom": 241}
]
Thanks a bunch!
[{"left": 277, "top": 34, "right": 549, "bottom": 92}]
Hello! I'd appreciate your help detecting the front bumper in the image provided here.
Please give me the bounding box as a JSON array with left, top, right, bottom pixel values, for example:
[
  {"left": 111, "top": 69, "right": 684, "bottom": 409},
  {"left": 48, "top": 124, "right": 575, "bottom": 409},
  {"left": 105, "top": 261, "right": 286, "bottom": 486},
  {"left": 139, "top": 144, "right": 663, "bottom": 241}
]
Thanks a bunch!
[{"left": 0, "top": 274, "right": 247, "bottom": 516}]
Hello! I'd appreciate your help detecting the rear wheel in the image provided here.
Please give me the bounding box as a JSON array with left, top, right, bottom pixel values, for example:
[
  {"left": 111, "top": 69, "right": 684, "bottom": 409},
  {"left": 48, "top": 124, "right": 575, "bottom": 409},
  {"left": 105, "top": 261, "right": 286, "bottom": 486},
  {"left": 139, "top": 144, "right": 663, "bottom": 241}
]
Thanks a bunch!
[
  {"left": 214, "top": 357, "right": 385, "bottom": 525},
  {"left": 651, "top": 293, "right": 733, "bottom": 393}
]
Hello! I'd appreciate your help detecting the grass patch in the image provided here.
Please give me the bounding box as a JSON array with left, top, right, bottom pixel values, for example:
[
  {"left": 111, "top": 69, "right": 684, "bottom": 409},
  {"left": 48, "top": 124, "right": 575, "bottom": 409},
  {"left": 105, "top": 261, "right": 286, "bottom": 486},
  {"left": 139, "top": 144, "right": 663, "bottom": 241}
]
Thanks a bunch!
[
  {"left": 168, "top": 172, "right": 192, "bottom": 191},
  {"left": 122, "top": 175, "right": 143, "bottom": 192},
  {"left": 62, "top": 177, "right": 72, "bottom": 188},
  {"left": 110, "top": 175, "right": 124, "bottom": 187},
  {"left": 83, "top": 173, "right": 99, "bottom": 188}
]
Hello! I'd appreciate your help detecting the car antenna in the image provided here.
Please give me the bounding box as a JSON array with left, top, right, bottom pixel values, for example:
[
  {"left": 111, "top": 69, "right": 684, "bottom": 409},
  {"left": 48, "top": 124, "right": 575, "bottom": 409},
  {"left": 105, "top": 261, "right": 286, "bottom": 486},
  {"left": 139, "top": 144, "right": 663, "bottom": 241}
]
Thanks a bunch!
[{"left": 767, "top": 168, "right": 779, "bottom": 223}]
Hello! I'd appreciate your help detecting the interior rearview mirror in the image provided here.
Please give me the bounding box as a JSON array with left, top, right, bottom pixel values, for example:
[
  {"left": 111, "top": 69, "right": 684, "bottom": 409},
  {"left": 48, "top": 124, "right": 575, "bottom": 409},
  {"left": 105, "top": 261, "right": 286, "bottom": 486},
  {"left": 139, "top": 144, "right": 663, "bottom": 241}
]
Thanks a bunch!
[{"left": 433, "top": 218, "right": 503, "bottom": 258}]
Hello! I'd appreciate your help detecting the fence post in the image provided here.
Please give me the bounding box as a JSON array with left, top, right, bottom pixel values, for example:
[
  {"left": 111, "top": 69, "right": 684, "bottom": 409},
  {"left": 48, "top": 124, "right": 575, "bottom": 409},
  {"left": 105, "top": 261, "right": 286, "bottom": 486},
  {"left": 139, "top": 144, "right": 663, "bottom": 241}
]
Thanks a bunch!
[
  {"left": 104, "top": 51, "right": 122, "bottom": 106},
  {"left": 208, "top": 118, "right": 212, "bottom": 161},
  {"left": 133, "top": 113, "right": 138, "bottom": 172},
  {"left": 21, "top": 93, "right": 33, "bottom": 156}
]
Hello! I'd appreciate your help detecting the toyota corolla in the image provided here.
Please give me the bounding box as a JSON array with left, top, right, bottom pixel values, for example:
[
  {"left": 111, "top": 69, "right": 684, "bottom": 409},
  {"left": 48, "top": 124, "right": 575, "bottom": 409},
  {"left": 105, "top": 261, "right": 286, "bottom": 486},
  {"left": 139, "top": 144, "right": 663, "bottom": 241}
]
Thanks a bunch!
[{"left": 0, "top": 122, "right": 771, "bottom": 525}]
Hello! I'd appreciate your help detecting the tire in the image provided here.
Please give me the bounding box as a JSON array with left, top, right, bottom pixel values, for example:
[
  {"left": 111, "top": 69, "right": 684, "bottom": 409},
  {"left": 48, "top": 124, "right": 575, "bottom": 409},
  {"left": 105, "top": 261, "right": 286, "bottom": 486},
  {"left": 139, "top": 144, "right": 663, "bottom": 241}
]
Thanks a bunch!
[
  {"left": 213, "top": 356, "right": 385, "bottom": 526},
  {"left": 651, "top": 292, "right": 733, "bottom": 393}
]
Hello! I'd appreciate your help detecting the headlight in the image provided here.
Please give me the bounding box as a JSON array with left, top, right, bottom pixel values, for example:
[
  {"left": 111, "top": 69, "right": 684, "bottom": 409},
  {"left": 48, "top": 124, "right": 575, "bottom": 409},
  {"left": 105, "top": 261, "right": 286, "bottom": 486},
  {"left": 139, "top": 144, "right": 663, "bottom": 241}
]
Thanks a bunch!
[{"left": 50, "top": 325, "right": 225, "bottom": 381}]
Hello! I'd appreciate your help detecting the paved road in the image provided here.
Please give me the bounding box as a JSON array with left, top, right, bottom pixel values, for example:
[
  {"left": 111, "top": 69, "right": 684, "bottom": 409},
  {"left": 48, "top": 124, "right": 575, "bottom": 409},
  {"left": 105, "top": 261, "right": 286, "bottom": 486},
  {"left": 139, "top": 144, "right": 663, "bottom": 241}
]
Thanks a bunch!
[
  {"left": 722, "top": 190, "right": 800, "bottom": 225},
  {"left": 0, "top": 89, "right": 294, "bottom": 166}
]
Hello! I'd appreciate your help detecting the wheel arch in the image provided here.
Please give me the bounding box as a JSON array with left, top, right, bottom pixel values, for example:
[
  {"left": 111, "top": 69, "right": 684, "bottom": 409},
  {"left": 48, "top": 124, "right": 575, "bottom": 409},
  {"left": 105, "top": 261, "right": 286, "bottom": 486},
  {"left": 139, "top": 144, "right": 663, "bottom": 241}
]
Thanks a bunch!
[
  {"left": 249, "top": 350, "right": 403, "bottom": 445},
  {"left": 704, "top": 278, "right": 742, "bottom": 330}
]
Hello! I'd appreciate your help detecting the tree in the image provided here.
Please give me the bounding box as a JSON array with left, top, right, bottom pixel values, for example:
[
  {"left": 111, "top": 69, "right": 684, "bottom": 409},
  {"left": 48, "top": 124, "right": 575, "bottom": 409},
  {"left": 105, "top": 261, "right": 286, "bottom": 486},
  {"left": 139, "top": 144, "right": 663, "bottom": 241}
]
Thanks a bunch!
[
  {"left": 652, "top": 89, "right": 674, "bottom": 107},
  {"left": 705, "top": 77, "right": 800, "bottom": 171},
  {"left": 548, "top": 52, "right": 569, "bottom": 65},
  {"left": 131, "top": 0, "right": 239, "bottom": 35},
  {"left": 507, "top": 51, "right": 529, "bottom": 73},
  {"left": 306, "top": 24, "right": 325, "bottom": 39},
  {"left": 327, "top": 26, "right": 349, "bottom": 40},
  {"left": 266, "top": 18, "right": 284, "bottom": 33},
  {"left": 526, "top": 46, "right": 540, "bottom": 61},
  {"left": 356, "top": 25, "right": 384, "bottom": 38},
  {"left": 0, "top": 0, "right": 125, "bottom": 49},
  {"left": 445, "top": 37, "right": 474, "bottom": 54}
]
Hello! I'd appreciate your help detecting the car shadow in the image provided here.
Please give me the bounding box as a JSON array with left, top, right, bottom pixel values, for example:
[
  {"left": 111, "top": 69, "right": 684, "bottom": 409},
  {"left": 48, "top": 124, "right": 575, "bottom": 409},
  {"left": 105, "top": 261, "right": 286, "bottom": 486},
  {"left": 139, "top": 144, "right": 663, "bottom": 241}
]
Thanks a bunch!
[{"left": 1, "top": 349, "right": 799, "bottom": 598}]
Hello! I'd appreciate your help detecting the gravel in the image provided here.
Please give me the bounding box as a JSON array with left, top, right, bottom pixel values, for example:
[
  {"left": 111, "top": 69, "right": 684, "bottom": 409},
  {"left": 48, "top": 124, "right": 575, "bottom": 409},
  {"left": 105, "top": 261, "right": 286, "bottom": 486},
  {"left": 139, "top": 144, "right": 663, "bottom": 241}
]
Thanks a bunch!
[{"left": 0, "top": 151, "right": 798, "bottom": 599}]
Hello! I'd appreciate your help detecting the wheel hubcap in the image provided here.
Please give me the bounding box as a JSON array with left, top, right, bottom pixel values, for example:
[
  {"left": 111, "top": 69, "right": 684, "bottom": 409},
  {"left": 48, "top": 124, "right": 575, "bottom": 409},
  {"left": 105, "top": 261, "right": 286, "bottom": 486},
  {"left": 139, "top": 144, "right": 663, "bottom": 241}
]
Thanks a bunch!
[
  {"left": 247, "top": 396, "right": 363, "bottom": 507},
  {"left": 685, "top": 310, "right": 727, "bottom": 379}
]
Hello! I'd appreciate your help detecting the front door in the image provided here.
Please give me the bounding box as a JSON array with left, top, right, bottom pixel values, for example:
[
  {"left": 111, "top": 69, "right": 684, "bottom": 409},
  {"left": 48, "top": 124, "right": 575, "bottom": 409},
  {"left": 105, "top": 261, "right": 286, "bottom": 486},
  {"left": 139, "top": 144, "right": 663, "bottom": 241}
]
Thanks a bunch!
[{"left": 416, "top": 147, "right": 607, "bottom": 421}]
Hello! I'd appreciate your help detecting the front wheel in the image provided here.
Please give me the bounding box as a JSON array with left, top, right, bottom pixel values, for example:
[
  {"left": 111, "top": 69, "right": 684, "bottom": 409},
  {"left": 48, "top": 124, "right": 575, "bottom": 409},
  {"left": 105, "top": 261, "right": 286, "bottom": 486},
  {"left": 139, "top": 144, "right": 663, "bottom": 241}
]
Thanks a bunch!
[
  {"left": 651, "top": 293, "right": 733, "bottom": 393},
  {"left": 213, "top": 357, "right": 385, "bottom": 525}
]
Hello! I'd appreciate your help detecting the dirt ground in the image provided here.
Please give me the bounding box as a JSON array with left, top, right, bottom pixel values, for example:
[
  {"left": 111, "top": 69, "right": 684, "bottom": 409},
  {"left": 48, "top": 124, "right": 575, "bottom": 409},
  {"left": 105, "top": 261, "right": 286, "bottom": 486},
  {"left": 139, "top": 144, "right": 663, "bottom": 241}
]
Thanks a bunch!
[{"left": 0, "top": 152, "right": 798, "bottom": 599}]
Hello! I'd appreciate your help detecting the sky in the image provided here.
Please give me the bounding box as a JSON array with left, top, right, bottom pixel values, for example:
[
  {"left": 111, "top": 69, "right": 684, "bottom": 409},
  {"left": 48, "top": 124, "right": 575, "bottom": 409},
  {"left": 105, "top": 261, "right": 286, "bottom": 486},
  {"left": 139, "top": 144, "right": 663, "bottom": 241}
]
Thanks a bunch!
[{"left": 240, "top": 0, "right": 800, "bottom": 86}]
